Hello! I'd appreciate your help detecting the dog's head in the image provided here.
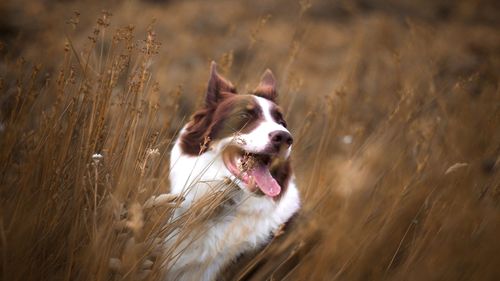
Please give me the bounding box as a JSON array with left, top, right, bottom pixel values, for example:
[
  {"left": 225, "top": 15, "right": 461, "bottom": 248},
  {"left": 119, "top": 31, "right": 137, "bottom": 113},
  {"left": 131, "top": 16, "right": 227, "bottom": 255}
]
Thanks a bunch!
[{"left": 180, "top": 62, "right": 293, "bottom": 198}]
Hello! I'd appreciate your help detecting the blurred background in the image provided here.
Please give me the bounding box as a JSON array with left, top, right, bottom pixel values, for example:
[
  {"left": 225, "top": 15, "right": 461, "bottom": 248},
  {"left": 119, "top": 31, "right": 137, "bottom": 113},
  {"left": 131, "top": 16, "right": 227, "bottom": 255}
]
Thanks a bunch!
[{"left": 1, "top": 0, "right": 499, "bottom": 280}]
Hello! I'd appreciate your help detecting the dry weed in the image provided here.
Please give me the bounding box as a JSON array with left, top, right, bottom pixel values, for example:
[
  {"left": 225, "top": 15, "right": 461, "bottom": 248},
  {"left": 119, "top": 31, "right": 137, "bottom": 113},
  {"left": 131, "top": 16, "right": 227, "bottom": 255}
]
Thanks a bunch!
[{"left": 1, "top": 1, "right": 499, "bottom": 281}]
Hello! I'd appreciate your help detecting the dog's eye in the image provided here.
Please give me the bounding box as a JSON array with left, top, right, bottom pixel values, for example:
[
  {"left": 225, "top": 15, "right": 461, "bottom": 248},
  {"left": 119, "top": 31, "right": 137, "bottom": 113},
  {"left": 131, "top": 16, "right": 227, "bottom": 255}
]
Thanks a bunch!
[
  {"left": 239, "top": 112, "right": 251, "bottom": 119},
  {"left": 272, "top": 109, "right": 286, "bottom": 128},
  {"left": 279, "top": 120, "right": 287, "bottom": 128}
]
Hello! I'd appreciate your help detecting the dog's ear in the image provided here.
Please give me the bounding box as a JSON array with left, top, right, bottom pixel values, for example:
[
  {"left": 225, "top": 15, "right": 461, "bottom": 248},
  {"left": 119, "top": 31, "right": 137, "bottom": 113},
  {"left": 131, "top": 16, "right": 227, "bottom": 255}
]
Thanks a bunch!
[
  {"left": 254, "top": 69, "right": 277, "bottom": 101},
  {"left": 205, "top": 61, "right": 236, "bottom": 107}
]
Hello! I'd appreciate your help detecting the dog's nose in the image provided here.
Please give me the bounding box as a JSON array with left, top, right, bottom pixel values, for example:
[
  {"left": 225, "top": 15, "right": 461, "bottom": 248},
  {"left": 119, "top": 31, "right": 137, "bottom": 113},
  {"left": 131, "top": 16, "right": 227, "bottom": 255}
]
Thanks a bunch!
[{"left": 269, "top": 131, "right": 293, "bottom": 148}]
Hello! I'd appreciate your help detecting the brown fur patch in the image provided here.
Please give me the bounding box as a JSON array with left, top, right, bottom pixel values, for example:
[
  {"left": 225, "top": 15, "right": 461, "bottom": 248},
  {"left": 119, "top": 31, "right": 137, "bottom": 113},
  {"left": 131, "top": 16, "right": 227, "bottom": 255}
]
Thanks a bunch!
[
  {"left": 179, "top": 107, "right": 214, "bottom": 155},
  {"left": 208, "top": 94, "right": 262, "bottom": 141},
  {"left": 179, "top": 94, "right": 263, "bottom": 155}
]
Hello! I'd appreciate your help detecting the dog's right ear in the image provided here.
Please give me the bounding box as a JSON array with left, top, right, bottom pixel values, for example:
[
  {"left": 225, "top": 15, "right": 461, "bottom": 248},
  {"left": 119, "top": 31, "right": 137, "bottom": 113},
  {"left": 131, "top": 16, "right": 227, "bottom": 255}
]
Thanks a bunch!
[{"left": 205, "top": 61, "right": 236, "bottom": 107}]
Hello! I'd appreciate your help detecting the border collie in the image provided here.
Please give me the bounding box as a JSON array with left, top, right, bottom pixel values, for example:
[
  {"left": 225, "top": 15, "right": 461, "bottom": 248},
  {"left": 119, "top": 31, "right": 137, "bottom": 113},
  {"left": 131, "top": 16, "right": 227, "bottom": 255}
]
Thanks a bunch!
[{"left": 167, "top": 62, "right": 300, "bottom": 281}]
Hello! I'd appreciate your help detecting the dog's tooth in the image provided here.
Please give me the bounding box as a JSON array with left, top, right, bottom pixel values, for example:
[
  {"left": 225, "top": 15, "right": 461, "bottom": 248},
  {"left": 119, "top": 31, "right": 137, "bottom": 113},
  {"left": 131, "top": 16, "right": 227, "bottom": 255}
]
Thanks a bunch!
[{"left": 237, "top": 158, "right": 244, "bottom": 171}]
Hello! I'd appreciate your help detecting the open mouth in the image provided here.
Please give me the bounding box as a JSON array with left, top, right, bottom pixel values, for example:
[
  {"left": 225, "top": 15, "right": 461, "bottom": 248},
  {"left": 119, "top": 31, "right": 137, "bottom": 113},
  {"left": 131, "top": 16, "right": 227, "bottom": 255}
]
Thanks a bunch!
[{"left": 222, "top": 146, "right": 281, "bottom": 197}]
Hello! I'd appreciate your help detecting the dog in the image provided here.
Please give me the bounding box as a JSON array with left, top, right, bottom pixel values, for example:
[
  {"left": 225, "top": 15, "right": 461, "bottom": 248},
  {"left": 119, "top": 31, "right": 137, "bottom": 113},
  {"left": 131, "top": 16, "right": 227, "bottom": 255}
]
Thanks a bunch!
[{"left": 167, "top": 62, "right": 300, "bottom": 280}]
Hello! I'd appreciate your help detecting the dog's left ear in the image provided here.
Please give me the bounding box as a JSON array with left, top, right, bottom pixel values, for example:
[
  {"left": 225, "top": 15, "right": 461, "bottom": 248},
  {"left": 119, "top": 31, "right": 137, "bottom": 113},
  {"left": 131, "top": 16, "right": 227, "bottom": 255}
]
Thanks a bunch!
[{"left": 254, "top": 69, "right": 277, "bottom": 101}]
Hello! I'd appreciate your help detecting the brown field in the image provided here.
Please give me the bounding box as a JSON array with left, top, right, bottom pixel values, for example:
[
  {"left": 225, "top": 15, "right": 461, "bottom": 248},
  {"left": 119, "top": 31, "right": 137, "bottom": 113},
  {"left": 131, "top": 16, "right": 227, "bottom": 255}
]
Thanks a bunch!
[{"left": 1, "top": 0, "right": 499, "bottom": 280}]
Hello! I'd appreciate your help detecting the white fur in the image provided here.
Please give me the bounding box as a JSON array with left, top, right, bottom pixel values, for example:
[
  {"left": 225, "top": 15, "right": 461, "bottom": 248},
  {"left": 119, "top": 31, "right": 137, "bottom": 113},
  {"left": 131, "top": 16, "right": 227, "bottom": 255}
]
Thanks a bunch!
[
  {"left": 233, "top": 96, "right": 292, "bottom": 158},
  {"left": 165, "top": 96, "right": 300, "bottom": 281}
]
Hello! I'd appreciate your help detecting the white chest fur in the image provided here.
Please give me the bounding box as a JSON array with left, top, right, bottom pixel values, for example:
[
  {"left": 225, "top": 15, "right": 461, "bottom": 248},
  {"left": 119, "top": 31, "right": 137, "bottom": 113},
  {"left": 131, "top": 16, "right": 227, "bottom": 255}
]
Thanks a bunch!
[{"left": 166, "top": 137, "right": 300, "bottom": 281}]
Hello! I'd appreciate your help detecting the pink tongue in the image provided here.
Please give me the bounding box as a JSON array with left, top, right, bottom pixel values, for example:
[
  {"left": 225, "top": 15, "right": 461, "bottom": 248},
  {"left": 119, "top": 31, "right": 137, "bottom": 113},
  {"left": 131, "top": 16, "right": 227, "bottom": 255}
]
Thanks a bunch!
[{"left": 249, "top": 163, "right": 281, "bottom": 197}]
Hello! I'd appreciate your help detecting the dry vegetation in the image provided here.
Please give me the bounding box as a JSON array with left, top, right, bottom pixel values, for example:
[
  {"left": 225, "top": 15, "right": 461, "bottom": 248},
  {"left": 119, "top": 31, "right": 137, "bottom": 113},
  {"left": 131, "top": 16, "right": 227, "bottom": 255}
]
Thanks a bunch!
[{"left": 1, "top": 0, "right": 499, "bottom": 280}]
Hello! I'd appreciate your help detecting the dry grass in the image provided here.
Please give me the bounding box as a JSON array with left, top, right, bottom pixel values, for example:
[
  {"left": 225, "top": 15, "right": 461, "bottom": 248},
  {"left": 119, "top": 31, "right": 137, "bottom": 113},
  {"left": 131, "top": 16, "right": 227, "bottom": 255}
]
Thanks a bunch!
[{"left": 1, "top": 0, "right": 499, "bottom": 280}]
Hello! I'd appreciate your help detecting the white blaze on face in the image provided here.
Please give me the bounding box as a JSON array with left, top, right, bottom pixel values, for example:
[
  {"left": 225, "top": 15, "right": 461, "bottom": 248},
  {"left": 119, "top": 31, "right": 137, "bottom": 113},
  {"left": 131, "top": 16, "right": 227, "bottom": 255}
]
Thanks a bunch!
[{"left": 234, "top": 96, "right": 292, "bottom": 157}]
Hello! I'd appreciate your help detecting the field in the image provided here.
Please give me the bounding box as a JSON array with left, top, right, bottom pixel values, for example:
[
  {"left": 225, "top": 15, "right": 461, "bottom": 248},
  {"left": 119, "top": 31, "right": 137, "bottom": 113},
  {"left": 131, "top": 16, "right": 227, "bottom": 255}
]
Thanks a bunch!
[{"left": 1, "top": 0, "right": 499, "bottom": 280}]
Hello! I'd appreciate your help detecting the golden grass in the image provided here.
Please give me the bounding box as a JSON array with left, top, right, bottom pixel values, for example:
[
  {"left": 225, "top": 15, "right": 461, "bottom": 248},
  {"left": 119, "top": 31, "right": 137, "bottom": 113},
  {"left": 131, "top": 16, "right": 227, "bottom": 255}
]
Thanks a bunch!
[{"left": 1, "top": 1, "right": 499, "bottom": 280}]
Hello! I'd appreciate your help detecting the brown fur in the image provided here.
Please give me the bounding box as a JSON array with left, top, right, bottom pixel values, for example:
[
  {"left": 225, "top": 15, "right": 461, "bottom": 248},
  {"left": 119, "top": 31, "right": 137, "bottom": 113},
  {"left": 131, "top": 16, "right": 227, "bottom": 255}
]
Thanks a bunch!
[
  {"left": 180, "top": 94, "right": 265, "bottom": 155},
  {"left": 179, "top": 107, "right": 215, "bottom": 155},
  {"left": 208, "top": 94, "right": 263, "bottom": 142}
]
